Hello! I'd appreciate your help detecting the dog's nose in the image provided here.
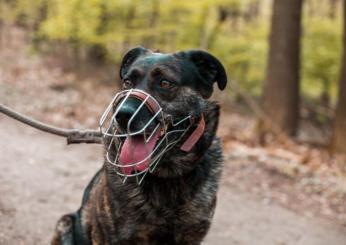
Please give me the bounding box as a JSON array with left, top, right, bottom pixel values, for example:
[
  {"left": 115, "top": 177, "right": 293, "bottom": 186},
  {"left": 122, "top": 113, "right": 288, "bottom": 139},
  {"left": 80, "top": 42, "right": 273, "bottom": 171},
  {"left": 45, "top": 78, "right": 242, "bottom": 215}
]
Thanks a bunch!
[
  {"left": 115, "top": 97, "right": 153, "bottom": 133},
  {"left": 115, "top": 105, "right": 135, "bottom": 130}
]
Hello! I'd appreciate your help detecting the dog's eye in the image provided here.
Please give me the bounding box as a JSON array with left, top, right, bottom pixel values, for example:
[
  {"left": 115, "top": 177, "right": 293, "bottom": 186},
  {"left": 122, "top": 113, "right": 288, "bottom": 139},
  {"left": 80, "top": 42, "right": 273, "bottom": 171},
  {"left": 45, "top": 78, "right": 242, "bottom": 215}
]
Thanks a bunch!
[
  {"left": 123, "top": 79, "right": 133, "bottom": 89},
  {"left": 159, "top": 79, "right": 174, "bottom": 89}
]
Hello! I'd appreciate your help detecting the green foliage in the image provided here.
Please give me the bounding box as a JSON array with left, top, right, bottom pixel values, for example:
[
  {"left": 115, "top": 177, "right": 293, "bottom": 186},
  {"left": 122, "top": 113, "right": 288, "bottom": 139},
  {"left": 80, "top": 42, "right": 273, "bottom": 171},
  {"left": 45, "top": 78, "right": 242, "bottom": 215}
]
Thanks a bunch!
[
  {"left": 302, "top": 16, "right": 342, "bottom": 103},
  {"left": 0, "top": 0, "right": 343, "bottom": 102},
  {"left": 212, "top": 20, "right": 269, "bottom": 95},
  {"left": 0, "top": 0, "right": 48, "bottom": 27},
  {"left": 35, "top": 0, "right": 268, "bottom": 90}
]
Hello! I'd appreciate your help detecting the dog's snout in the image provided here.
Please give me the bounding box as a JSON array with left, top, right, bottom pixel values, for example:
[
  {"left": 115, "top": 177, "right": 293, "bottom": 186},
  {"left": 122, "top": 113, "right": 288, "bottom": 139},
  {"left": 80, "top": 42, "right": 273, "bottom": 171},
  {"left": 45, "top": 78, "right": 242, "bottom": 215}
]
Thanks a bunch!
[
  {"left": 115, "top": 97, "right": 154, "bottom": 133},
  {"left": 115, "top": 103, "right": 137, "bottom": 130}
]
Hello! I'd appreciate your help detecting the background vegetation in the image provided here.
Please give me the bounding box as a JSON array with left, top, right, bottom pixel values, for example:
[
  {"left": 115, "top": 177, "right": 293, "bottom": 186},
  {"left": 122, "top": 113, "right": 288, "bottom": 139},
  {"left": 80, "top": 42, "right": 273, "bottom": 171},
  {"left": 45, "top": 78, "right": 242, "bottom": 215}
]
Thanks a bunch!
[
  {"left": 1, "top": 0, "right": 346, "bottom": 152},
  {"left": 0, "top": 0, "right": 342, "bottom": 100}
]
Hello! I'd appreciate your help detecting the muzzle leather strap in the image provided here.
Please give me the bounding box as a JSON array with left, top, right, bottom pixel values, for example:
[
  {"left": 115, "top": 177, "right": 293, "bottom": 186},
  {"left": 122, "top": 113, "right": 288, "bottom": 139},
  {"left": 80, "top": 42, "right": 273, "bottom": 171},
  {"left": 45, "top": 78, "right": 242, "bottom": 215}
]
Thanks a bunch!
[
  {"left": 126, "top": 91, "right": 161, "bottom": 114},
  {"left": 180, "top": 114, "right": 205, "bottom": 152}
]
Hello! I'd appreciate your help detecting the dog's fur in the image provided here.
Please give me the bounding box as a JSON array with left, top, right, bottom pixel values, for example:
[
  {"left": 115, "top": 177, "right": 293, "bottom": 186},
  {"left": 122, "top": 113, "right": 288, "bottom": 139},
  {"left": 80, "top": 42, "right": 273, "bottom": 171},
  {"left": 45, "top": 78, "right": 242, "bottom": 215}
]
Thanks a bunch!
[{"left": 52, "top": 47, "right": 227, "bottom": 245}]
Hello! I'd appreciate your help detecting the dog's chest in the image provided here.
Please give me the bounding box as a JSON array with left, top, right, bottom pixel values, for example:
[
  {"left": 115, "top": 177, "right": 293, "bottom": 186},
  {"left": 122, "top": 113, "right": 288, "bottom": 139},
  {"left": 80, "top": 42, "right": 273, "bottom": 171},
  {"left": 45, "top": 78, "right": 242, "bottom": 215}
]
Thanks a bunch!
[{"left": 107, "top": 183, "right": 214, "bottom": 243}]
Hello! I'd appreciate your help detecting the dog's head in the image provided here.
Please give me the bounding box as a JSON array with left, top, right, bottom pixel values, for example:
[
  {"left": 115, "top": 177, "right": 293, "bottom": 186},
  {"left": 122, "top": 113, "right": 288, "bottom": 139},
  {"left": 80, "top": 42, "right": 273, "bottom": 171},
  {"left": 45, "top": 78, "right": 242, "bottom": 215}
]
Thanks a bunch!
[
  {"left": 119, "top": 47, "right": 226, "bottom": 99},
  {"left": 102, "top": 47, "right": 227, "bottom": 181}
]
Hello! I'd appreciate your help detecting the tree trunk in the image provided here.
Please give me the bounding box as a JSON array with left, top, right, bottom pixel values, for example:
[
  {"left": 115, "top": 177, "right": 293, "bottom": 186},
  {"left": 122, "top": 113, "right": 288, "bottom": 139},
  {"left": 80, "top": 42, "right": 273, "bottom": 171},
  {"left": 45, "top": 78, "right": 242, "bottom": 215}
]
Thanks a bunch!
[
  {"left": 244, "top": 0, "right": 261, "bottom": 22},
  {"left": 328, "top": 0, "right": 339, "bottom": 19},
  {"left": 142, "top": 0, "right": 159, "bottom": 47},
  {"left": 0, "top": 0, "right": 4, "bottom": 49},
  {"left": 260, "top": 0, "right": 303, "bottom": 137},
  {"left": 204, "top": 6, "right": 228, "bottom": 50},
  {"left": 331, "top": 0, "right": 346, "bottom": 154}
]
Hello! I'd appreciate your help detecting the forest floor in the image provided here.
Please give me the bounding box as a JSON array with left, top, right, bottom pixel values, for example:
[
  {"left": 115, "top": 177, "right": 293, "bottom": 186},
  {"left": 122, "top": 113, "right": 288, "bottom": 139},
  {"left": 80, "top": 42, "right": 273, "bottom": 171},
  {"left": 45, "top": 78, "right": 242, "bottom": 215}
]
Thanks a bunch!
[{"left": 1, "top": 27, "right": 346, "bottom": 245}]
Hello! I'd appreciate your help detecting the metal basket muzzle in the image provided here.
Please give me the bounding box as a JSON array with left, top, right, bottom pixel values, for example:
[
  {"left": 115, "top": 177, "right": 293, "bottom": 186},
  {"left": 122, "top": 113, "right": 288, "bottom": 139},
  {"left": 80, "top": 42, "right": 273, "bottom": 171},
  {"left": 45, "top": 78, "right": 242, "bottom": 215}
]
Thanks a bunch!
[{"left": 99, "top": 89, "right": 192, "bottom": 184}]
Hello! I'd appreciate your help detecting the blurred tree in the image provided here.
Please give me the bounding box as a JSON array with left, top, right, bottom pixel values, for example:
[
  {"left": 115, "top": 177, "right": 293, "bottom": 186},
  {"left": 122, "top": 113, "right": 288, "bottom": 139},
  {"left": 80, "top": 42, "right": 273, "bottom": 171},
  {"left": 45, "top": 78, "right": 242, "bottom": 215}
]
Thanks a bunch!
[
  {"left": 0, "top": 1, "right": 3, "bottom": 47},
  {"left": 244, "top": 0, "right": 261, "bottom": 22},
  {"left": 331, "top": 0, "right": 346, "bottom": 154},
  {"left": 259, "top": 0, "right": 303, "bottom": 137},
  {"left": 328, "top": 0, "right": 339, "bottom": 19}
]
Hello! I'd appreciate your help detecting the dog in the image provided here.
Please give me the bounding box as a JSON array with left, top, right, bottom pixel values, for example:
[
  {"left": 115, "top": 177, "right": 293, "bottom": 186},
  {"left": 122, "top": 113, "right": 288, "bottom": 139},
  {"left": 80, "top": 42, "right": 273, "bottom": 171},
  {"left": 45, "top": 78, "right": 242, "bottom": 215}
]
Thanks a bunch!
[{"left": 52, "top": 47, "right": 227, "bottom": 245}]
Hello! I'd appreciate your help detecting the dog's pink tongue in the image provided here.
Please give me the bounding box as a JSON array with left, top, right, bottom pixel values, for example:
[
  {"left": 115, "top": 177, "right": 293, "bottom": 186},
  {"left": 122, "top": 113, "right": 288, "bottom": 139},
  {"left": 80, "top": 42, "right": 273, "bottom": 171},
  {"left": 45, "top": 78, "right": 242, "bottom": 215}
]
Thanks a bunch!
[{"left": 119, "top": 130, "right": 161, "bottom": 175}]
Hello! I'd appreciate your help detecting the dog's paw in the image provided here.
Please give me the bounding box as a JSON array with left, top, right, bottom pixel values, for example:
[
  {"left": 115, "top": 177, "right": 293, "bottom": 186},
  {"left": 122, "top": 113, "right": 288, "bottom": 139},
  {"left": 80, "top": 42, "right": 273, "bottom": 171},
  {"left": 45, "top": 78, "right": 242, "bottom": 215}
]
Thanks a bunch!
[
  {"left": 51, "top": 214, "right": 74, "bottom": 245},
  {"left": 56, "top": 215, "right": 73, "bottom": 233}
]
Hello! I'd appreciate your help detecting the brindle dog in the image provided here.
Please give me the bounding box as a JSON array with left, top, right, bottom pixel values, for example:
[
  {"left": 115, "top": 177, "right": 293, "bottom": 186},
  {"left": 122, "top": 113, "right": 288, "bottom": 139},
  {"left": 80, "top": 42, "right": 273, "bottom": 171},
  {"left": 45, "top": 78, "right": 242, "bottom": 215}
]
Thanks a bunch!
[{"left": 52, "top": 47, "right": 227, "bottom": 245}]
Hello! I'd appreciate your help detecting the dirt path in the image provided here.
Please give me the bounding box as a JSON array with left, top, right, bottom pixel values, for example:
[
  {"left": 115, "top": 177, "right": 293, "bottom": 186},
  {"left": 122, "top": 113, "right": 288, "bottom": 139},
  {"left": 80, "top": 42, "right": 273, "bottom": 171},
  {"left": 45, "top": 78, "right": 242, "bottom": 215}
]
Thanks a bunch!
[{"left": 0, "top": 116, "right": 345, "bottom": 245}]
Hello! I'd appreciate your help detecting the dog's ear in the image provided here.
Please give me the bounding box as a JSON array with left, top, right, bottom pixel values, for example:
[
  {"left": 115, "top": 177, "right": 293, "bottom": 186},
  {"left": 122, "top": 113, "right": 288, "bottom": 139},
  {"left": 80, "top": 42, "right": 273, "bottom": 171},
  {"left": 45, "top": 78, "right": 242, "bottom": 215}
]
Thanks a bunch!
[
  {"left": 120, "top": 47, "right": 150, "bottom": 79},
  {"left": 179, "top": 50, "right": 227, "bottom": 98}
]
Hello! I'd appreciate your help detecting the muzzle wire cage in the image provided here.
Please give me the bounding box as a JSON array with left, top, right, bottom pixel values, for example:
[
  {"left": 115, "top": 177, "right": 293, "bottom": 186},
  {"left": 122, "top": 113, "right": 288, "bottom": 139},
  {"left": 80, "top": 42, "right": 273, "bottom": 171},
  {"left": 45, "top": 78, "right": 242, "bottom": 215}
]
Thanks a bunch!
[{"left": 99, "top": 89, "right": 192, "bottom": 184}]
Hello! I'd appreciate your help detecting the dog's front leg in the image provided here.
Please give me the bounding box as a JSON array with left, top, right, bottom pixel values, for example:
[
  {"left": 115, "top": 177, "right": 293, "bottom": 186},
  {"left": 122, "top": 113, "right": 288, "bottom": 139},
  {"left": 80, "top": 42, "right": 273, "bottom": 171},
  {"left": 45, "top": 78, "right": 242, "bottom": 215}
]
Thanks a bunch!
[
  {"left": 175, "top": 220, "right": 212, "bottom": 245},
  {"left": 51, "top": 214, "right": 75, "bottom": 245}
]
